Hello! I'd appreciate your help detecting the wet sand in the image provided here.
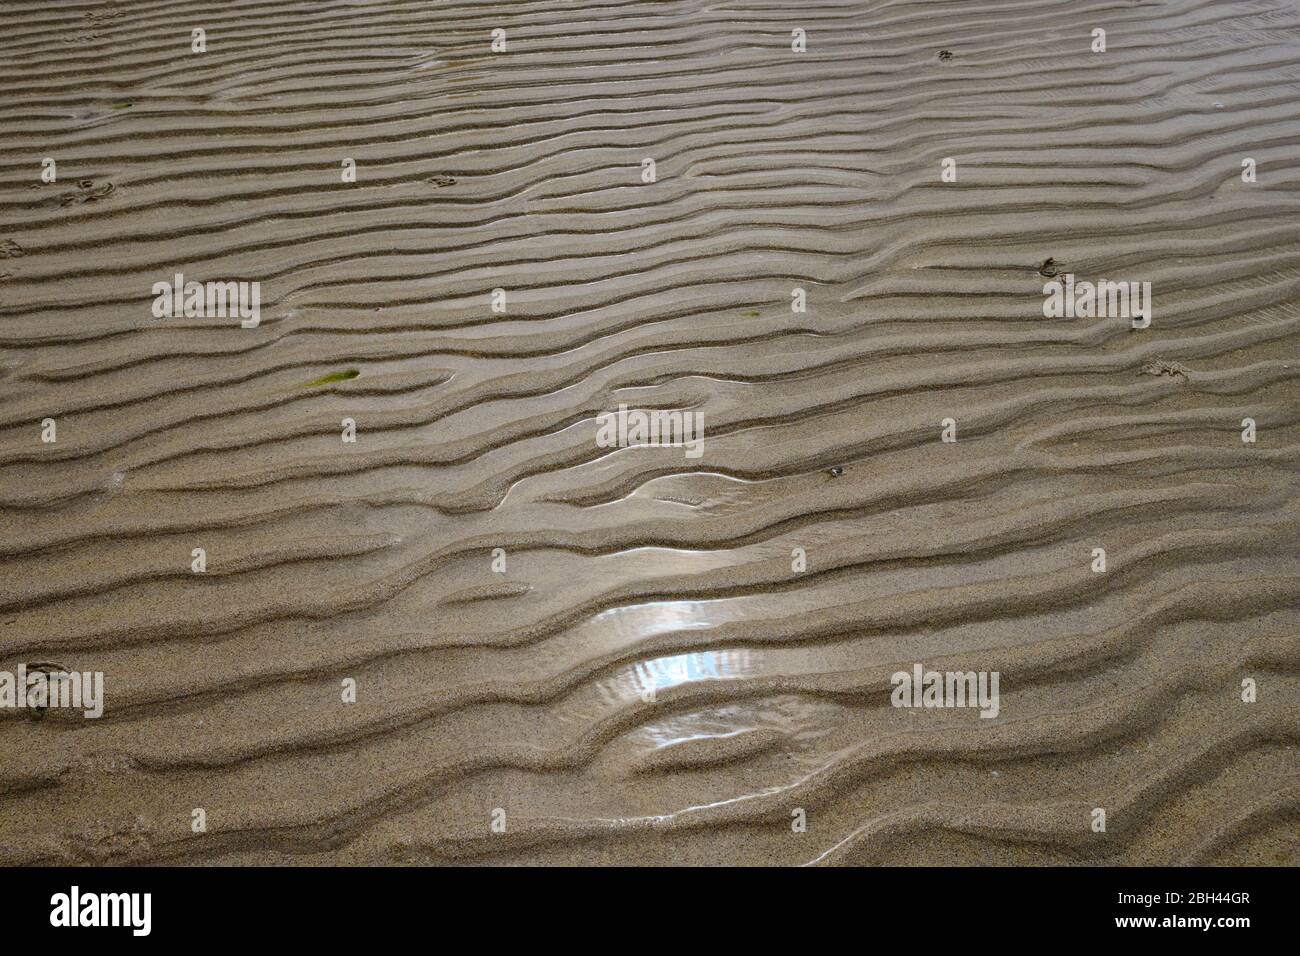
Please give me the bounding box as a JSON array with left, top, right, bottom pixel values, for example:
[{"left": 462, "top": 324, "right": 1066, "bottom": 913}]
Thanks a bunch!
[{"left": 0, "top": 0, "right": 1297, "bottom": 865}]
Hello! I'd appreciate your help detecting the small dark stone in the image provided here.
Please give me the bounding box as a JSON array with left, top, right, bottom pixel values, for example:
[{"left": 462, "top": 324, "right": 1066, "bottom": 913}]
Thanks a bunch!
[{"left": 938, "top": 50, "right": 953, "bottom": 61}]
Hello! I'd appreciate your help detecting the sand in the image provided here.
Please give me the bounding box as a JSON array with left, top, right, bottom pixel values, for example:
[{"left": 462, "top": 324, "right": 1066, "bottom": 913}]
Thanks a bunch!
[{"left": 0, "top": 0, "right": 1296, "bottom": 866}]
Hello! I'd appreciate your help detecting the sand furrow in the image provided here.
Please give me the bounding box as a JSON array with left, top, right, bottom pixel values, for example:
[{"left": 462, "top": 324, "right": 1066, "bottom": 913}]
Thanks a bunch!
[{"left": 0, "top": 0, "right": 1295, "bottom": 866}]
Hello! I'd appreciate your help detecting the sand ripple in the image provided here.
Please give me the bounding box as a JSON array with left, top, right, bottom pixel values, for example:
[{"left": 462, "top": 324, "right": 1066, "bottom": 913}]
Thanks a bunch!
[{"left": 0, "top": 0, "right": 1296, "bottom": 865}]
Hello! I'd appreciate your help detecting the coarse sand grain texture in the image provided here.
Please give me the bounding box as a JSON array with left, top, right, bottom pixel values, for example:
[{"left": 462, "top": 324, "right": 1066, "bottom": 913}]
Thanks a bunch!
[{"left": 0, "top": 0, "right": 1297, "bottom": 865}]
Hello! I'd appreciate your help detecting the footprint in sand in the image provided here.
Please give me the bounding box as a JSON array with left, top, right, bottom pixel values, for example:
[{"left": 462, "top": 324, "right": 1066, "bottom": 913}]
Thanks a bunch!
[
  {"left": 59, "top": 180, "right": 115, "bottom": 207},
  {"left": 1140, "top": 359, "right": 1190, "bottom": 381}
]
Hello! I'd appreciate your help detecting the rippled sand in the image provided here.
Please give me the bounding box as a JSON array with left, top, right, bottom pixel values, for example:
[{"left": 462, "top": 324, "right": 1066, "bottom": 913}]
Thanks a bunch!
[{"left": 0, "top": 0, "right": 1297, "bottom": 865}]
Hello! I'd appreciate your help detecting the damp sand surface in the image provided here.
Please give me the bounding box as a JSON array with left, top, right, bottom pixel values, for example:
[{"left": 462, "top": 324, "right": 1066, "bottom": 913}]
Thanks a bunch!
[{"left": 0, "top": 0, "right": 1297, "bottom": 865}]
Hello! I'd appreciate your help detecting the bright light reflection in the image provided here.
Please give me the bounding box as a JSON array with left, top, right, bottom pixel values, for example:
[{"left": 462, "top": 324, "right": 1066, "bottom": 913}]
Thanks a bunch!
[{"left": 634, "top": 648, "right": 754, "bottom": 693}]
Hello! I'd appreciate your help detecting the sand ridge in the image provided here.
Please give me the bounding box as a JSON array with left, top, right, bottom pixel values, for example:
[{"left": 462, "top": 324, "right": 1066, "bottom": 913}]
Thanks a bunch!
[{"left": 0, "top": 0, "right": 1297, "bottom": 865}]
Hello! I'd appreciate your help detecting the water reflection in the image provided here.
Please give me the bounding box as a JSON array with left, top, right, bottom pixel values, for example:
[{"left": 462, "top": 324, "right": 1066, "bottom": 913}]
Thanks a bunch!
[
  {"left": 634, "top": 647, "right": 755, "bottom": 695},
  {"left": 589, "top": 598, "right": 743, "bottom": 645}
]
